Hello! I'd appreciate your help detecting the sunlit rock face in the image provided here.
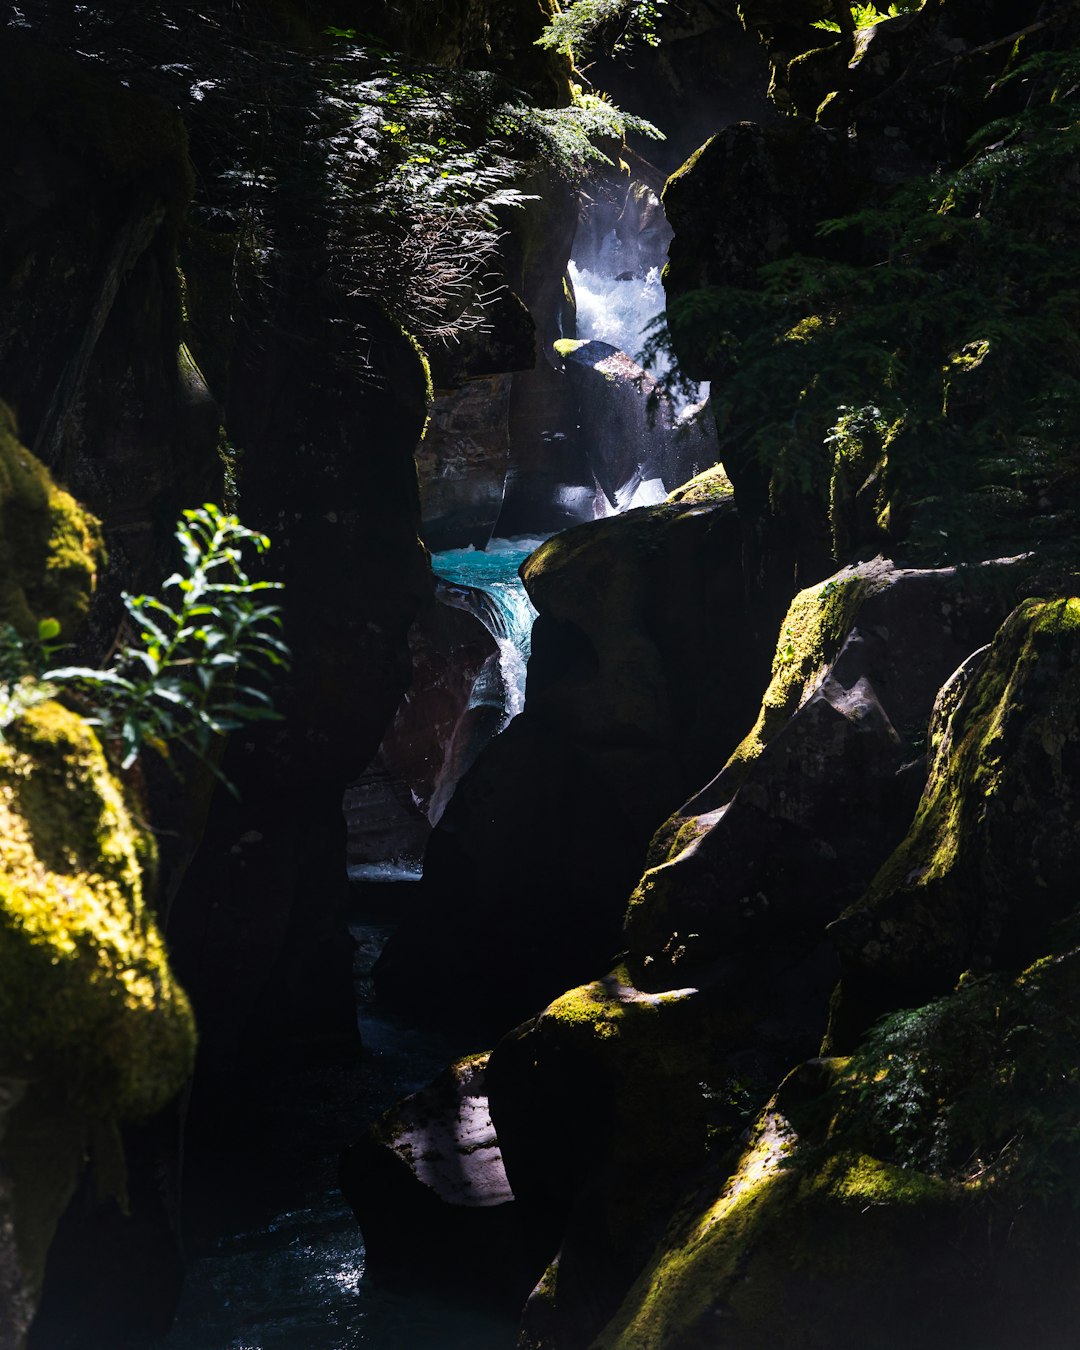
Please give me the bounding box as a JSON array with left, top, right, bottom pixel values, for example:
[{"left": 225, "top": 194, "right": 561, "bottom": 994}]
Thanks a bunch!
[
  {"left": 629, "top": 555, "right": 1030, "bottom": 995},
  {"left": 587, "top": 595, "right": 1080, "bottom": 1350},
  {"left": 830, "top": 594, "right": 1080, "bottom": 1044},
  {"left": 340, "top": 1054, "right": 533, "bottom": 1305}
]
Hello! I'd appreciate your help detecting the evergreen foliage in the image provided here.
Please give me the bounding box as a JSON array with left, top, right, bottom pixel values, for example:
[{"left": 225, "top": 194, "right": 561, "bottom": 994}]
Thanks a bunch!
[
  {"left": 813, "top": 2, "right": 921, "bottom": 35},
  {"left": 536, "top": 0, "right": 667, "bottom": 63},
  {"left": 6, "top": 1, "right": 655, "bottom": 350},
  {"left": 649, "top": 42, "right": 1080, "bottom": 564}
]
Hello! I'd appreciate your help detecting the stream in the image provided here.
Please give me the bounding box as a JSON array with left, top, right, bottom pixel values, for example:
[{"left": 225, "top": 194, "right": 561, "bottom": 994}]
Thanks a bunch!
[
  {"left": 159, "top": 914, "right": 517, "bottom": 1350},
  {"left": 159, "top": 182, "right": 678, "bottom": 1350}
]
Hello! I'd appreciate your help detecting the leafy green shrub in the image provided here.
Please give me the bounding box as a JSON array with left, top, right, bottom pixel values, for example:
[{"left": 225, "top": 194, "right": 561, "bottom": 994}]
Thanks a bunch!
[{"left": 0, "top": 505, "right": 287, "bottom": 785}]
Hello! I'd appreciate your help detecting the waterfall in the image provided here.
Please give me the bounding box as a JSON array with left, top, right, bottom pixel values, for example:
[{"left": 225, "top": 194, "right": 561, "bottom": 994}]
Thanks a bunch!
[
  {"left": 562, "top": 181, "right": 713, "bottom": 515},
  {"left": 567, "top": 256, "right": 667, "bottom": 368},
  {"left": 569, "top": 179, "right": 709, "bottom": 415},
  {"left": 348, "top": 182, "right": 717, "bottom": 885},
  {"left": 431, "top": 536, "right": 541, "bottom": 723}
]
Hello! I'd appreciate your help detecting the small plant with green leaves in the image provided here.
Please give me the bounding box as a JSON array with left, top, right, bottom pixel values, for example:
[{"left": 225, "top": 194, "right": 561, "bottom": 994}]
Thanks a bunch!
[
  {"left": 813, "top": 2, "right": 920, "bottom": 34},
  {"left": 2, "top": 505, "right": 288, "bottom": 786},
  {"left": 0, "top": 619, "right": 63, "bottom": 729}
]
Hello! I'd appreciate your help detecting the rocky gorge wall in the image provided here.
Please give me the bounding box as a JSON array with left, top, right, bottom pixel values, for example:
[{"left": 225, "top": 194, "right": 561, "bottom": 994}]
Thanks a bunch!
[
  {"left": 0, "top": 0, "right": 581, "bottom": 1342},
  {"left": 348, "top": 3, "right": 1080, "bottom": 1347},
  {"left": 5, "top": 0, "right": 1080, "bottom": 1346}
]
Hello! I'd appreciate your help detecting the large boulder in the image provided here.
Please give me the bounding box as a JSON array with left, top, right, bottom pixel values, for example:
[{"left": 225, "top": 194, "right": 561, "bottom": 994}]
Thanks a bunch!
[
  {"left": 486, "top": 969, "right": 712, "bottom": 1350},
  {"left": 0, "top": 421, "right": 194, "bottom": 1349},
  {"left": 830, "top": 594, "right": 1080, "bottom": 1041},
  {"left": 594, "top": 972, "right": 1080, "bottom": 1350},
  {"left": 661, "top": 116, "right": 852, "bottom": 626},
  {"left": 530, "top": 585, "right": 1080, "bottom": 1350},
  {"left": 340, "top": 1054, "right": 533, "bottom": 1306},
  {"left": 663, "top": 119, "right": 853, "bottom": 378},
  {"left": 375, "top": 494, "right": 765, "bottom": 1029},
  {"left": 627, "top": 555, "right": 1027, "bottom": 1000}
]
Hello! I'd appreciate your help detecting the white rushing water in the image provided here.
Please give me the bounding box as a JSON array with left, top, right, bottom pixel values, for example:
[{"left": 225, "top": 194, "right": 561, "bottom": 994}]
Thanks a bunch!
[
  {"left": 568, "top": 256, "right": 667, "bottom": 367},
  {"left": 431, "top": 535, "right": 542, "bottom": 722},
  {"left": 569, "top": 228, "right": 712, "bottom": 415}
]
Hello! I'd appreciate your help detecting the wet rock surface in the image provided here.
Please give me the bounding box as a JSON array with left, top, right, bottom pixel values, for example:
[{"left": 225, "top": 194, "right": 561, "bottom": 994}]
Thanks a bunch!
[
  {"left": 345, "top": 590, "right": 503, "bottom": 872},
  {"left": 340, "top": 1054, "right": 532, "bottom": 1306}
]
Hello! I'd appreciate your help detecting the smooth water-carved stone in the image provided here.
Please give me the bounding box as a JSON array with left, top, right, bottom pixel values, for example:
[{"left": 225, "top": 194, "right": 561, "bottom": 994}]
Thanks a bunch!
[
  {"left": 630, "top": 555, "right": 1030, "bottom": 990},
  {"left": 340, "top": 1054, "right": 532, "bottom": 1305}
]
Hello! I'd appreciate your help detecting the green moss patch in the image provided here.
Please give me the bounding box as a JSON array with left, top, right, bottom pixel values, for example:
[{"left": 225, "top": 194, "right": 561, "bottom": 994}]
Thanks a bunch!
[
  {"left": 596, "top": 996, "right": 1078, "bottom": 1350},
  {"left": 666, "top": 463, "right": 734, "bottom": 504},
  {"left": 0, "top": 403, "right": 104, "bottom": 639},
  {"left": 705, "top": 565, "right": 867, "bottom": 798},
  {"left": 830, "top": 596, "right": 1080, "bottom": 1002},
  {"left": 0, "top": 701, "right": 195, "bottom": 1120}
]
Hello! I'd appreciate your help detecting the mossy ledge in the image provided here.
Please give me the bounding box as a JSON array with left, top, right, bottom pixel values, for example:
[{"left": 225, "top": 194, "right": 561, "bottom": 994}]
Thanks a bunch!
[{"left": 596, "top": 957, "right": 1080, "bottom": 1350}]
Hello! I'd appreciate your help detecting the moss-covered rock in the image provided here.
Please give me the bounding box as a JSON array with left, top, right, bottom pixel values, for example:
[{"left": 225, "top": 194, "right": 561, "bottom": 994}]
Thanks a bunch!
[
  {"left": 714, "top": 561, "right": 869, "bottom": 792},
  {"left": 658, "top": 553, "right": 1031, "bottom": 846},
  {"left": 0, "top": 415, "right": 192, "bottom": 1345},
  {"left": 597, "top": 948, "right": 1080, "bottom": 1350},
  {"left": 630, "top": 556, "right": 1024, "bottom": 986},
  {"left": 830, "top": 595, "right": 1080, "bottom": 1036},
  {"left": 0, "top": 404, "right": 104, "bottom": 639},
  {"left": 0, "top": 700, "right": 194, "bottom": 1119},
  {"left": 0, "top": 697, "right": 194, "bottom": 1346},
  {"left": 666, "top": 462, "right": 733, "bottom": 504},
  {"left": 487, "top": 967, "right": 712, "bottom": 1349}
]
